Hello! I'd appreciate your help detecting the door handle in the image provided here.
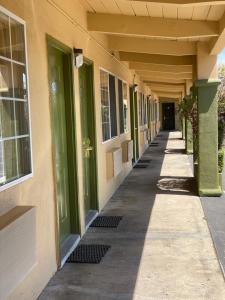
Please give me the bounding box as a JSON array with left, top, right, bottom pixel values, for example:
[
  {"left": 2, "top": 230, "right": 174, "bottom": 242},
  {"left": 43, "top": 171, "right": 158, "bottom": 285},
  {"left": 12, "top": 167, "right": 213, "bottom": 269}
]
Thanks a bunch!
[
  {"left": 86, "top": 146, "right": 93, "bottom": 151},
  {"left": 83, "top": 146, "right": 93, "bottom": 158}
]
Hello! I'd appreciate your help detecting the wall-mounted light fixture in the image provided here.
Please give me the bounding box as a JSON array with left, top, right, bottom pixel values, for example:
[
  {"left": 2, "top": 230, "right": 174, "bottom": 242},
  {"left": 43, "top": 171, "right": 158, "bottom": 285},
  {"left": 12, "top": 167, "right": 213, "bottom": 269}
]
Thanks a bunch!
[
  {"left": 73, "top": 48, "right": 83, "bottom": 68},
  {"left": 133, "top": 84, "right": 138, "bottom": 92}
]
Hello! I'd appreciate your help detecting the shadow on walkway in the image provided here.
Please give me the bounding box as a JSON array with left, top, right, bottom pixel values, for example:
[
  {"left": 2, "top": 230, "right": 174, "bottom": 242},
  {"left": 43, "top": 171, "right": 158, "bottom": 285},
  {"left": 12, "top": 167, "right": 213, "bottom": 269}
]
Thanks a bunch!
[{"left": 39, "top": 131, "right": 225, "bottom": 300}]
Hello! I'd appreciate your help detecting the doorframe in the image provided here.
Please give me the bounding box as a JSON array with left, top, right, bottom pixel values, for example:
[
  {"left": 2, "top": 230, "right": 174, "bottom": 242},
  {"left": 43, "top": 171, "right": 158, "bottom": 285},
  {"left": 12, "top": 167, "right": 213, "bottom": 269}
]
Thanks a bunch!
[
  {"left": 162, "top": 102, "right": 175, "bottom": 131},
  {"left": 46, "top": 35, "right": 80, "bottom": 268},
  {"left": 79, "top": 58, "right": 99, "bottom": 214}
]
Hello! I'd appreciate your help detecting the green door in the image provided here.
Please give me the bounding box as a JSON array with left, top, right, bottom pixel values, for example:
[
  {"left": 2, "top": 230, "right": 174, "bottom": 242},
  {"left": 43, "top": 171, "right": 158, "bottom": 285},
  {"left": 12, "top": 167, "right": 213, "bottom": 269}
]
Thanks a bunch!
[
  {"left": 47, "top": 38, "right": 79, "bottom": 250},
  {"left": 130, "top": 88, "right": 139, "bottom": 163},
  {"left": 79, "top": 62, "right": 98, "bottom": 220}
]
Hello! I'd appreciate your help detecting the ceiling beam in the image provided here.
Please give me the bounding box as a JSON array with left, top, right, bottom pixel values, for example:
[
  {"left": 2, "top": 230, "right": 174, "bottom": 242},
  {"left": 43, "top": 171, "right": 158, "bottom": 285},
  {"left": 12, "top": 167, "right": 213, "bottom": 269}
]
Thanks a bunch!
[
  {"left": 149, "top": 87, "right": 185, "bottom": 93},
  {"left": 127, "top": 0, "right": 225, "bottom": 6},
  {"left": 137, "top": 71, "right": 192, "bottom": 80},
  {"left": 147, "top": 83, "right": 185, "bottom": 91},
  {"left": 210, "top": 12, "right": 225, "bottom": 55},
  {"left": 144, "top": 78, "right": 186, "bottom": 84},
  {"left": 87, "top": 13, "right": 218, "bottom": 39},
  {"left": 120, "top": 52, "right": 195, "bottom": 65},
  {"left": 159, "top": 97, "right": 180, "bottom": 102},
  {"left": 152, "top": 90, "right": 182, "bottom": 98},
  {"left": 146, "top": 81, "right": 185, "bottom": 86},
  {"left": 108, "top": 36, "right": 196, "bottom": 56},
  {"left": 129, "top": 62, "right": 193, "bottom": 73}
]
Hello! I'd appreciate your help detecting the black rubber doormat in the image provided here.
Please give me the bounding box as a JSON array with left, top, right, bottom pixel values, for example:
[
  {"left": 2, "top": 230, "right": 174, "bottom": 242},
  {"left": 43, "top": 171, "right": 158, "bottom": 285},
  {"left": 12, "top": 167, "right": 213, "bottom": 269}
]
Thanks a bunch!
[
  {"left": 134, "top": 164, "right": 148, "bottom": 168},
  {"left": 67, "top": 244, "right": 111, "bottom": 264},
  {"left": 138, "top": 159, "right": 151, "bottom": 163},
  {"left": 149, "top": 144, "right": 158, "bottom": 147},
  {"left": 90, "top": 216, "right": 123, "bottom": 228}
]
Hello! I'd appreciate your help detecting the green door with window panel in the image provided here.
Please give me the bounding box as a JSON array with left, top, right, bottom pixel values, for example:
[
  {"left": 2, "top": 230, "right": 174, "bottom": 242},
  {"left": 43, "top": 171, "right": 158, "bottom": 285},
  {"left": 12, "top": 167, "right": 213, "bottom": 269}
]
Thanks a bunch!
[
  {"left": 48, "top": 39, "right": 79, "bottom": 247},
  {"left": 130, "top": 88, "right": 139, "bottom": 163},
  {"left": 79, "top": 62, "right": 98, "bottom": 219}
]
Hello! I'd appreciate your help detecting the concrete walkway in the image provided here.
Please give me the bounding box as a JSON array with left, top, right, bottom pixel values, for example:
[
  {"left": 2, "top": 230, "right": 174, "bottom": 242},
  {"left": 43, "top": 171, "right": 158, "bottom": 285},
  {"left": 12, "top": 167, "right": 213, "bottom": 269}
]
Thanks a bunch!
[{"left": 39, "top": 131, "right": 225, "bottom": 300}]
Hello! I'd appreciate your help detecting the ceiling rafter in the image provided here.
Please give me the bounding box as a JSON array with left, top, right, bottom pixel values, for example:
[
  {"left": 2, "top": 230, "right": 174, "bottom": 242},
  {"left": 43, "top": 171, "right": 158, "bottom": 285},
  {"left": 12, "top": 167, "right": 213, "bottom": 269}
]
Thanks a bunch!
[
  {"left": 127, "top": 0, "right": 225, "bottom": 6},
  {"left": 120, "top": 52, "right": 195, "bottom": 65},
  {"left": 87, "top": 13, "right": 219, "bottom": 39},
  {"left": 129, "top": 62, "right": 193, "bottom": 73},
  {"left": 136, "top": 70, "right": 192, "bottom": 79},
  {"left": 210, "top": 12, "right": 225, "bottom": 54},
  {"left": 108, "top": 36, "right": 197, "bottom": 56},
  {"left": 144, "top": 78, "right": 186, "bottom": 83}
]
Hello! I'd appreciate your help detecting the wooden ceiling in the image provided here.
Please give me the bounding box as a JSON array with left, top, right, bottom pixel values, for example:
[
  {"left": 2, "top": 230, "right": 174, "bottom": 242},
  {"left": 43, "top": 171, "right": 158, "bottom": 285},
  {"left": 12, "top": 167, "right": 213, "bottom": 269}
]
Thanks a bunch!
[
  {"left": 82, "top": 0, "right": 225, "bottom": 20},
  {"left": 81, "top": 0, "right": 225, "bottom": 99}
]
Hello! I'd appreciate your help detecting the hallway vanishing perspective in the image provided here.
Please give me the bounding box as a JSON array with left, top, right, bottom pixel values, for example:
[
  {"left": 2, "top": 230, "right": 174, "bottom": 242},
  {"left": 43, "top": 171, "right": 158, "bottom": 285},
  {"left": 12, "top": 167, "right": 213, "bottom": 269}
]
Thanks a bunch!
[{"left": 39, "top": 132, "right": 225, "bottom": 300}]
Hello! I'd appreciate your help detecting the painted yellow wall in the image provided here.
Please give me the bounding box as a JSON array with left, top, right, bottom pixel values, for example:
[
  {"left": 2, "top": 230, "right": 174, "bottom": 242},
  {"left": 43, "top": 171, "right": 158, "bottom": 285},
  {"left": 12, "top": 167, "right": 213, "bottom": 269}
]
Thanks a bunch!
[{"left": 0, "top": 0, "right": 150, "bottom": 299}]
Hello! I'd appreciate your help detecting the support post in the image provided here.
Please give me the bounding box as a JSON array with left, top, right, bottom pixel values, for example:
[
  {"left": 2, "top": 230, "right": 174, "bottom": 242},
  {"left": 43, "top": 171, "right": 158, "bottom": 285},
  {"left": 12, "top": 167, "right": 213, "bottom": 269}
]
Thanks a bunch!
[
  {"left": 195, "top": 42, "right": 221, "bottom": 196},
  {"left": 194, "top": 80, "right": 221, "bottom": 196}
]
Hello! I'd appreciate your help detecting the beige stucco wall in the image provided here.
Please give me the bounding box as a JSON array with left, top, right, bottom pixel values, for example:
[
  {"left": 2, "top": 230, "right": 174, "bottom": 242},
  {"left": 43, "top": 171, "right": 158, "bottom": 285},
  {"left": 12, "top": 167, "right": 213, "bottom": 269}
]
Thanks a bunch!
[{"left": 0, "top": 1, "right": 152, "bottom": 299}]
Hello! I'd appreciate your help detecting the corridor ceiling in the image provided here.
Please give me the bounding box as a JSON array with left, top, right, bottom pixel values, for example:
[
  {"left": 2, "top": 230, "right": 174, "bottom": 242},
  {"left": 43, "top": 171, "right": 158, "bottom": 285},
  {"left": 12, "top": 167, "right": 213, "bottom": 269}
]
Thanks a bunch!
[{"left": 82, "top": 0, "right": 225, "bottom": 99}]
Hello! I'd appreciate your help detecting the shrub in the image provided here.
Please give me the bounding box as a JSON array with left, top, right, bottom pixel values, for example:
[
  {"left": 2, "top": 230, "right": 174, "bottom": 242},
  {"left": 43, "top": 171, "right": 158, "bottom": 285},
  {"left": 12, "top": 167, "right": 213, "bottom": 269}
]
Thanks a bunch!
[{"left": 218, "top": 148, "right": 225, "bottom": 173}]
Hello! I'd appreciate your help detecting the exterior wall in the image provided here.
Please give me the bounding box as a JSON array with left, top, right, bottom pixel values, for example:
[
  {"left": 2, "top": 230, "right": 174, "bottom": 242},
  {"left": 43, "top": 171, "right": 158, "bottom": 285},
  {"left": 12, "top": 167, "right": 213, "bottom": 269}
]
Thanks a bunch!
[{"left": 0, "top": 1, "right": 149, "bottom": 299}]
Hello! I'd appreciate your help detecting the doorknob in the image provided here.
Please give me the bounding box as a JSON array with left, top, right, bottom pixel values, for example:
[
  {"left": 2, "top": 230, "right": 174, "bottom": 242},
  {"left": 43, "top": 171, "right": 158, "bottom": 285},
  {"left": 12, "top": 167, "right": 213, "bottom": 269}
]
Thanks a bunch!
[
  {"left": 83, "top": 146, "right": 93, "bottom": 158},
  {"left": 86, "top": 146, "right": 93, "bottom": 151}
]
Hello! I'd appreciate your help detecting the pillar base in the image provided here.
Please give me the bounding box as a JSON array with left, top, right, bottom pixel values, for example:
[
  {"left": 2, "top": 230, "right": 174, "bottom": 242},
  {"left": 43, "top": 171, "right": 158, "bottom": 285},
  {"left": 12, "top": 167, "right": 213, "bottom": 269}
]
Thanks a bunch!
[{"left": 199, "top": 188, "right": 222, "bottom": 197}]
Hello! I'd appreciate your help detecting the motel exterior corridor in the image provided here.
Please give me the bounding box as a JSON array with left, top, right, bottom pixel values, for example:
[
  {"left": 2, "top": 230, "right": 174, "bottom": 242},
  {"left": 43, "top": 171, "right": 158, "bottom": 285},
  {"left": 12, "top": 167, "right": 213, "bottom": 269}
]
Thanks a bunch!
[
  {"left": 39, "top": 131, "right": 225, "bottom": 300},
  {"left": 1, "top": 1, "right": 225, "bottom": 299}
]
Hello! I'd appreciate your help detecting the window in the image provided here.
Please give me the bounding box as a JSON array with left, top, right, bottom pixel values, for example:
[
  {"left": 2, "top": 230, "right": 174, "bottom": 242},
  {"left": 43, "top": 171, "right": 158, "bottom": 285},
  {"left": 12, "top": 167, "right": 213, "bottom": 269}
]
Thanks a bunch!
[
  {"left": 118, "top": 79, "right": 128, "bottom": 134},
  {"left": 100, "top": 69, "right": 117, "bottom": 141},
  {"left": 0, "top": 9, "right": 32, "bottom": 189},
  {"left": 139, "top": 93, "right": 147, "bottom": 126}
]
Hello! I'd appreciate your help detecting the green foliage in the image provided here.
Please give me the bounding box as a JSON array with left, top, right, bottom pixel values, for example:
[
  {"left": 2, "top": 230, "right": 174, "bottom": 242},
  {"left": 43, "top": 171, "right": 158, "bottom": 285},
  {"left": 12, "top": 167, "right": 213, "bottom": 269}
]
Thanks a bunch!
[
  {"left": 218, "top": 148, "right": 225, "bottom": 173},
  {"left": 217, "top": 64, "right": 225, "bottom": 149}
]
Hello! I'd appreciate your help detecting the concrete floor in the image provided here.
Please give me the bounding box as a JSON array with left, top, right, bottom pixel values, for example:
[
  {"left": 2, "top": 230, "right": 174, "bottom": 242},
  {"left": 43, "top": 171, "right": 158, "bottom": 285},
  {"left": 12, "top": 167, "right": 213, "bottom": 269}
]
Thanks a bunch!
[{"left": 39, "top": 131, "right": 225, "bottom": 300}]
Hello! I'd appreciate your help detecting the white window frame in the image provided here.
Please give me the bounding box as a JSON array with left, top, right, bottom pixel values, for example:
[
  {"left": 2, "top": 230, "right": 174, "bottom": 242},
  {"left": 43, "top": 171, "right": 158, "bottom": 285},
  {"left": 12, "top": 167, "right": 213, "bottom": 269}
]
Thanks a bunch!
[
  {"left": 100, "top": 67, "right": 118, "bottom": 144},
  {"left": 117, "top": 77, "right": 129, "bottom": 136},
  {"left": 0, "top": 5, "right": 33, "bottom": 192}
]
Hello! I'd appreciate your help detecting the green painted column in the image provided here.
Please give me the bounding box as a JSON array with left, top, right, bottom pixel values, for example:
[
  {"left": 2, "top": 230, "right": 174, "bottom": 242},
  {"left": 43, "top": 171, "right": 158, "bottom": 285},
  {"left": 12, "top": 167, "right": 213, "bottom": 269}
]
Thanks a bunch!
[
  {"left": 194, "top": 79, "right": 222, "bottom": 196},
  {"left": 185, "top": 118, "right": 193, "bottom": 154}
]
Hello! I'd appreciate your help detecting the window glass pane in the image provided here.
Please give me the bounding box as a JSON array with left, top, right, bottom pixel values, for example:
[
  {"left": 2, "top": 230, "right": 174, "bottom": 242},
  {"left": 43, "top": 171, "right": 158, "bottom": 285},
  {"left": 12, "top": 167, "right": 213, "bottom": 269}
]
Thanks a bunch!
[
  {"left": 123, "top": 83, "right": 128, "bottom": 132},
  {"left": 100, "top": 70, "right": 111, "bottom": 141},
  {"left": 0, "top": 58, "right": 13, "bottom": 97},
  {"left": 122, "top": 82, "right": 127, "bottom": 100},
  {"left": 109, "top": 74, "right": 117, "bottom": 138},
  {"left": 13, "top": 63, "right": 27, "bottom": 99},
  {"left": 0, "top": 100, "right": 15, "bottom": 137},
  {"left": 3, "top": 139, "right": 17, "bottom": 182},
  {"left": 0, "top": 141, "right": 5, "bottom": 183},
  {"left": 17, "top": 137, "right": 31, "bottom": 176},
  {"left": 118, "top": 79, "right": 124, "bottom": 134},
  {"left": 15, "top": 101, "right": 29, "bottom": 135},
  {"left": 139, "top": 93, "right": 142, "bottom": 125},
  {"left": 101, "top": 104, "right": 110, "bottom": 123},
  {"left": 102, "top": 123, "right": 110, "bottom": 141},
  {"left": 123, "top": 99, "right": 128, "bottom": 132},
  {"left": 10, "top": 18, "right": 25, "bottom": 63},
  {"left": 0, "top": 12, "right": 10, "bottom": 58}
]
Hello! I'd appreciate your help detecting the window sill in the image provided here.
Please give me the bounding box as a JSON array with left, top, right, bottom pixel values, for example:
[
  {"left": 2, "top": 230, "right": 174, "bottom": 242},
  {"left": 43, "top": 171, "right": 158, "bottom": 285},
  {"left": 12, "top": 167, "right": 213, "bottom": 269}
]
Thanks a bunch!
[
  {"left": 0, "top": 173, "right": 33, "bottom": 193},
  {"left": 101, "top": 136, "right": 119, "bottom": 145}
]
